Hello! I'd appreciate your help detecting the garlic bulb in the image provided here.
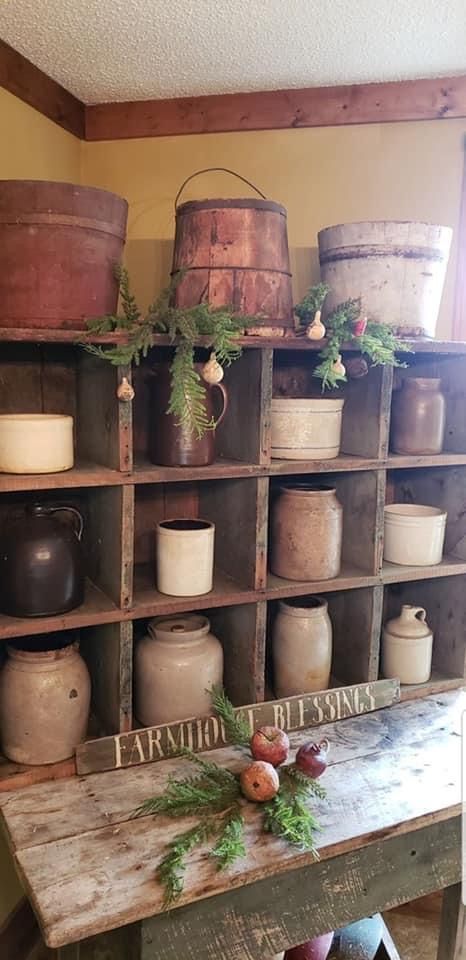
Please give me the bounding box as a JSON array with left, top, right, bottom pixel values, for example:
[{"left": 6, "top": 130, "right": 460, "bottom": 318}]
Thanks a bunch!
[
  {"left": 306, "top": 310, "right": 326, "bottom": 340},
  {"left": 201, "top": 352, "right": 224, "bottom": 384},
  {"left": 332, "top": 355, "right": 346, "bottom": 377},
  {"left": 117, "top": 376, "right": 135, "bottom": 402}
]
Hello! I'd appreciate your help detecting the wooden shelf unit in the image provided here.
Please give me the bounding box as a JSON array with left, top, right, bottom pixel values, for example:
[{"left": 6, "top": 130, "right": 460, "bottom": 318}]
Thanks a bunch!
[{"left": 0, "top": 336, "right": 465, "bottom": 791}]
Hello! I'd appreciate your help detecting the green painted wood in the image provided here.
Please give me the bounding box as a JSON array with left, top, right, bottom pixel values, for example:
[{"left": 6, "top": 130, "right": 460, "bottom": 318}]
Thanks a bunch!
[
  {"left": 139, "top": 817, "right": 460, "bottom": 960},
  {"left": 76, "top": 678, "right": 399, "bottom": 774}
]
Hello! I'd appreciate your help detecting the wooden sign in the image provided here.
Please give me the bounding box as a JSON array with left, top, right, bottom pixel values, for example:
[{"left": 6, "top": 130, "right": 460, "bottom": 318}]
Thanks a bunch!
[{"left": 76, "top": 678, "right": 399, "bottom": 775}]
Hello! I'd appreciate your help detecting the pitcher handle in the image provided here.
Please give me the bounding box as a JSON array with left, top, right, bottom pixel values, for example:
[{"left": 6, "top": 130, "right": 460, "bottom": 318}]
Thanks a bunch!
[
  {"left": 50, "top": 506, "right": 84, "bottom": 541},
  {"left": 213, "top": 382, "right": 228, "bottom": 429},
  {"left": 413, "top": 607, "right": 427, "bottom": 622},
  {"left": 175, "top": 168, "right": 267, "bottom": 209}
]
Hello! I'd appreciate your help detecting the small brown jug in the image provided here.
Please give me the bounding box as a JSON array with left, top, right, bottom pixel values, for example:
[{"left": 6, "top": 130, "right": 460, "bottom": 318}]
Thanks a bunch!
[
  {"left": 149, "top": 363, "right": 228, "bottom": 466},
  {"left": 0, "top": 503, "right": 85, "bottom": 617}
]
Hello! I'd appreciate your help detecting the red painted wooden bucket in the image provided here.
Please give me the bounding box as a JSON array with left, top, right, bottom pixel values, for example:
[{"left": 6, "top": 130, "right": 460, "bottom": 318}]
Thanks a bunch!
[
  {"left": 172, "top": 168, "right": 293, "bottom": 327},
  {"left": 0, "top": 180, "right": 128, "bottom": 330}
]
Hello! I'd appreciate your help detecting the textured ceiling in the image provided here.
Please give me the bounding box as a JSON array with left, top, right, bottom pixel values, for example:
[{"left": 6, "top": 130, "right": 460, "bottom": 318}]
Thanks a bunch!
[{"left": 1, "top": 0, "right": 465, "bottom": 104}]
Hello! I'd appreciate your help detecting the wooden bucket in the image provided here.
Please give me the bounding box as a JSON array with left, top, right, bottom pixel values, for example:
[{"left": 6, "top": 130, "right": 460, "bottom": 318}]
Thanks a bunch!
[
  {"left": 318, "top": 220, "right": 452, "bottom": 337},
  {"left": 172, "top": 168, "right": 293, "bottom": 328},
  {"left": 0, "top": 180, "right": 128, "bottom": 330}
]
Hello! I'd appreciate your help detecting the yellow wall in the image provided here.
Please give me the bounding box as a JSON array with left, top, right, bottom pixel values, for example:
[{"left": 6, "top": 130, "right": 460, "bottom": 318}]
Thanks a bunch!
[
  {"left": 0, "top": 87, "right": 81, "bottom": 928},
  {"left": 81, "top": 119, "right": 466, "bottom": 339}
]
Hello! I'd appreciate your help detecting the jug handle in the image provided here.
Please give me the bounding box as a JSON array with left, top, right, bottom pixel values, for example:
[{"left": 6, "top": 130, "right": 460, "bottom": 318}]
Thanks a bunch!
[
  {"left": 49, "top": 506, "right": 84, "bottom": 541},
  {"left": 213, "top": 382, "right": 228, "bottom": 429},
  {"left": 413, "top": 607, "right": 427, "bottom": 622}
]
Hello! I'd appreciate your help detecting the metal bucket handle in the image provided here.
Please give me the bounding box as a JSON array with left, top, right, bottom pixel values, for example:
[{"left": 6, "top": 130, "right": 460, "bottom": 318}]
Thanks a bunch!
[{"left": 175, "top": 168, "right": 267, "bottom": 209}]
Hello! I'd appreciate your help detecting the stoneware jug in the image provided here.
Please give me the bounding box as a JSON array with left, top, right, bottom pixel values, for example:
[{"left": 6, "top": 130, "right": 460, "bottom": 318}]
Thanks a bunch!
[
  {"left": 271, "top": 484, "right": 343, "bottom": 581},
  {"left": 0, "top": 503, "right": 85, "bottom": 617},
  {"left": 382, "top": 604, "right": 433, "bottom": 684},
  {"left": 149, "top": 363, "right": 228, "bottom": 466},
  {"left": 0, "top": 635, "right": 91, "bottom": 765},
  {"left": 273, "top": 597, "right": 333, "bottom": 697},
  {"left": 134, "top": 614, "right": 224, "bottom": 726},
  {"left": 390, "top": 378, "right": 446, "bottom": 455}
]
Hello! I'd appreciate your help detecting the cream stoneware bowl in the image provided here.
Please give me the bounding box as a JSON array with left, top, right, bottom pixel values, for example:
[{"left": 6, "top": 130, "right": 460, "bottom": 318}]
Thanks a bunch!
[
  {"left": 0, "top": 414, "right": 74, "bottom": 474},
  {"left": 383, "top": 503, "right": 447, "bottom": 566}
]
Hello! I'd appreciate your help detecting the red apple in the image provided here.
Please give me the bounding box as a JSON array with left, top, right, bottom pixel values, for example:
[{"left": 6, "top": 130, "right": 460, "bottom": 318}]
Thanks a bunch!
[
  {"left": 250, "top": 726, "right": 290, "bottom": 766},
  {"left": 284, "top": 932, "right": 334, "bottom": 960},
  {"left": 295, "top": 739, "right": 329, "bottom": 779},
  {"left": 240, "top": 761, "right": 280, "bottom": 802}
]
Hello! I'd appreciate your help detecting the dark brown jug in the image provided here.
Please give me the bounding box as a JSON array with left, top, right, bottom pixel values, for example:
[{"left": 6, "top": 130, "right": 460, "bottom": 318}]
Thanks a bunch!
[
  {"left": 149, "top": 364, "right": 228, "bottom": 467},
  {"left": 0, "top": 504, "right": 85, "bottom": 617}
]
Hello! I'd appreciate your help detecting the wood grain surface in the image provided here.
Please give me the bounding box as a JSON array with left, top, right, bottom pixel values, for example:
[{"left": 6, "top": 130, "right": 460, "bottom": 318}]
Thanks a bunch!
[
  {"left": 85, "top": 76, "right": 466, "bottom": 141},
  {"left": 0, "top": 690, "right": 462, "bottom": 948}
]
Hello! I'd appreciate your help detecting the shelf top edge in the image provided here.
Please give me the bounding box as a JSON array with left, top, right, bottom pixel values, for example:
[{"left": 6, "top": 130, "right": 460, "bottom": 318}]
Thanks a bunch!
[{"left": 0, "top": 329, "right": 465, "bottom": 354}]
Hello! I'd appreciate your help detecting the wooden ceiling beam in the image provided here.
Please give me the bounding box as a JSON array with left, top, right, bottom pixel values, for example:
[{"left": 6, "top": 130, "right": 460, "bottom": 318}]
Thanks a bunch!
[
  {"left": 85, "top": 74, "right": 466, "bottom": 141},
  {"left": 0, "top": 39, "right": 85, "bottom": 139}
]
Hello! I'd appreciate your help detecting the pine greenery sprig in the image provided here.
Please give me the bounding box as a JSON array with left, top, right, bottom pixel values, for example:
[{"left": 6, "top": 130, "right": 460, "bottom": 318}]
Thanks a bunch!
[
  {"left": 210, "top": 686, "right": 251, "bottom": 746},
  {"left": 210, "top": 806, "right": 246, "bottom": 870},
  {"left": 133, "top": 692, "right": 326, "bottom": 906},
  {"left": 157, "top": 819, "right": 219, "bottom": 907},
  {"left": 83, "top": 266, "right": 259, "bottom": 438},
  {"left": 294, "top": 289, "right": 411, "bottom": 391},
  {"left": 294, "top": 282, "right": 330, "bottom": 326},
  {"left": 262, "top": 764, "right": 325, "bottom": 854}
]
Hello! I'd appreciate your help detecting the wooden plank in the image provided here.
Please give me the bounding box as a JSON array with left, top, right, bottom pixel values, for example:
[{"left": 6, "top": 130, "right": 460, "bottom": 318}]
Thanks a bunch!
[
  {"left": 16, "top": 792, "right": 461, "bottom": 949},
  {"left": 453, "top": 141, "right": 466, "bottom": 341},
  {"left": 0, "top": 39, "right": 84, "bottom": 138},
  {"left": 400, "top": 671, "right": 465, "bottom": 702},
  {"left": 80, "top": 622, "right": 133, "bottom": 736},
  {"left": 6, "top": 691, "right": 461, "bottom": 848},
  {"left": 85, "top": 75, "right": 466, "bottom": 141},
  {"left": 0, "top": 579, "right": 120, "bottom": 641},
  {"left": 216, "top": 349, "right": 273, "bottom": 465},
  {"left": 0, "top": 462, "right": 125, "bottom": 492},
  {"left": 77, "top": 355, "right": 131, "bottom": 472},
  {"left": 269, "top": 455, "right": 384, "bottom": 474},
  {"left": 209, "top": 601, "right": 266, "bottom": 707},
  {"left": 139, "top": 818, "right": 460, "bottom": 960},
  {"left": 437, "top": 884, "right": 466, "bottom": 959},
  {"left": 199, "top": 477, "right": 264, "bottom": 589},
  {"left": 0, "top": 756, "right": 76, "bottom": 794},
  {"left": 382, "top": 557, "right": 466, "bottom": 584},
  {"left": 334, "top": 470, "right": 381, "bottom": 575},
  {"left": 76, "top": 677, "right": 398, "bottom": 774},
  {"left": 87, "top": 486, "right": 134, "bottom": 609},
  {"left": 53, "top": 925, "right": 141, "bottom": 960},
  {"left": 328, "top": 585, "right": 384, "bottom": 685}
]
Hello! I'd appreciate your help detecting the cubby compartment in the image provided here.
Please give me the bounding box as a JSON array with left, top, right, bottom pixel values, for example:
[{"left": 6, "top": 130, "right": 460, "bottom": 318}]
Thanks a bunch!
[
  {"left": 384, "top": 465, "right": 466, "bottom": 578},
  {"left": 388, "top": 353, "right": 466, "bottom": 463},
  {"left": 132, "top": 601, "right": 265, "bottom": 728},
  {"left": 0, "top": 622, "right": 130, "bottom": 791},
  {"left": 271, "top": 349, "right": 389, "bottom": 465},
  {"left": 266, "top": 586, "right": 381, "bottom": 698},
  {"left": 267, "top": 470, "right": 382, "bottom": 598},
  {"left": 0, "top": 486, "right": 130, "bottom": 639},
  {"left": 0, "top": 344, "right": 128, "bottom": 490},
  {"left": 132, "top": 476, "right": 267, "bottom": 616},
  {"left": 131, "top": 346, "right": 270, "bottom": 480},
  {"left": 380, "top": 577, "right": 466, "bottom": 698}
]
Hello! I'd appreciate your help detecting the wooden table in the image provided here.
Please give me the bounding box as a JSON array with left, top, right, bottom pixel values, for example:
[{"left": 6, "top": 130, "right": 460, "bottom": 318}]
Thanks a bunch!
[{"left": 0, "top": 690, "right": 464, "bottom": 959}]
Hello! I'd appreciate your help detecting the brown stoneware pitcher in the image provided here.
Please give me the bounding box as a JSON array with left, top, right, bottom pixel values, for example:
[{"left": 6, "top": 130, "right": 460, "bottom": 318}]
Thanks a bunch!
[
  {"left": 149, "top": 363, "right": 228, "bottom": 466},
  {"left": 0, "top": 503, "right": 85, "bottom": 617}
]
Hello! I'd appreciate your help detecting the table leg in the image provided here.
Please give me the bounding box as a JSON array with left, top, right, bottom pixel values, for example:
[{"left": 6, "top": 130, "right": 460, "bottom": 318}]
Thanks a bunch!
[{"left": 437, "top": 885, "right": 465, "bottom": 960}]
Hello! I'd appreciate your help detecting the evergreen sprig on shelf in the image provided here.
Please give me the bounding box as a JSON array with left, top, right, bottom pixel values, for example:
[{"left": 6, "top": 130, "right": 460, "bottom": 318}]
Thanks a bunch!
[
  {"left": 133, "top": 690, "right": 326, "bottom": 907},
  {"left": 294, "top": 287, "right": 411, "bottom": 390},
  {"left": 83, "top": 266, "right": 258, "bottom": 438}
]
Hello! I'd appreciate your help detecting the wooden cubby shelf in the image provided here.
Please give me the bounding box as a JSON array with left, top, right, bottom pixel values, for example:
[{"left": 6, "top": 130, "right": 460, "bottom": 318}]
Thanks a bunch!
[{"left": 0, "top": 333, "right": 465, "bottom": 790}]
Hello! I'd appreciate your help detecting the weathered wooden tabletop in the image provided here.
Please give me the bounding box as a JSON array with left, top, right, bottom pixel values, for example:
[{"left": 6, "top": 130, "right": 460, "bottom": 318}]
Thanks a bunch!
[{"left": 0, "top": 690, "right": 463, "bottom": 954}]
